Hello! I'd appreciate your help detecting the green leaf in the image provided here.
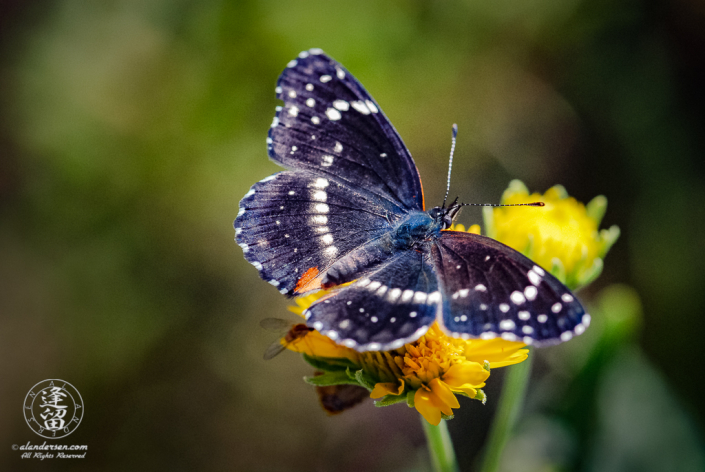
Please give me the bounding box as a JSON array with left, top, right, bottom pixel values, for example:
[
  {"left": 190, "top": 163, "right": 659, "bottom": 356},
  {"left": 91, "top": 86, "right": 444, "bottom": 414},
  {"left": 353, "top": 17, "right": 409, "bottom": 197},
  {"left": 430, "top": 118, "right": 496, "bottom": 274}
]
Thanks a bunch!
[
  {"left": 550, "top": 257, "right": 567, "bottom": 285},
  {"left": 601, "top": 225, "right": 621, "bottom": 255},
  {"left": 374, "top": 394, "right": 408, "bottom": 407},
  {"left": 304, "top": 371, "right": 361, "bottom": 387},
  {"left": 354, "top": 370, "right": 377, "bottom": 391},
  {"left": 406, "top": 389, "right": 416, "bottom": 408},
  {"left": 482, "top": 206, "right": 496, "bottom": 239},
  {"left": 474, "top": 388, "right": 487, "bottom": 405},
  {"left": 550, "top": 184, "right": 569, "bottom": 199},
  {"left": 503, "top": 179, "right": 529, "bottom": 200},
  {"left": 302, "top": 353, "right": 357, "bottom": 371},
  {"left": 577, "top": 257, "right": 604, "bottom": 289},
  {"left": 586, "top": 195, "right": 608, "bottom": 225}
]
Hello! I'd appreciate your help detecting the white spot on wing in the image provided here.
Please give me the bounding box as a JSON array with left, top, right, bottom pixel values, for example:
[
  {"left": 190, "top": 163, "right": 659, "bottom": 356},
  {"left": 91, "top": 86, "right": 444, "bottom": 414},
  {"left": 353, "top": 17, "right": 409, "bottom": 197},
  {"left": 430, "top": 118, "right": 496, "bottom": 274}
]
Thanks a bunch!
[
  {"left": 351, "top": 101, "right": 371, "bottom": 114},
  {"left": 311, "top": 116, "right": 320, "bottom": 124},
  {"left": 313, "top": 178, "right": 329, "bottom": 188},
  {"left": 306, "top": 98, "right": 315, "bottom": 107},
  {"left": 321, "top": 155, "right": 334, "bottom": 167},
  {"left": 499, "top": 320, "right": 516, "bottom": 331},
  {"left": 427, "top": 291, "right": 441, "bottom": 304},
  {"left": 562, "top": 293, "right": 574, "bottom": 303},
  {"left": 510, "top": 291, "right": 526, "bottom": 305},
  {"left": 537, "top": 314, "right": 548, "bottom": 323},
  {"left": 522, "top": 325, "right": 534, "bottom": 334},
  {"left": 528, "top": 270, "right": 542, "bottom": 286},
  {"left": 305, "top": 83, "right": 314, "bottom": 91},
  {"left": 365, "top": 100, "right": 378, "bottom": 113},
  {"left": 334, "top": 142, "right": 343, "bottom": 153},
  {"left": 533, "top": 265, "right": 545, "bottom": 276},
  {"left": 288, "top": 106, "right": 299, "bottom": 117},
  {"left": 253, "top": 262, "right": 263, "bottom": 270},
  {"left": 333, "top": 100, "right": 349, "bottom": 111},
  {"left": 325, "top": 246, "right": 338, "bottom": 256},
  {"left": 551, "top": 303, "right": 562, "bottom": 313},
  {"left": 518, "top": 311, "right": 530, "bottom": 320},
  {"left": 336, "top": 67, "right": 345, "bottom": 79},
  {"left": 320, "top": 75, "right": 332, "bottom": 83},
  {"left": 288, "top": 90, "right": 297, "bottom": 98},
  {"left": 339, "top": 320, "right": 350, "bottom": 329},
  {"left": 524, "top": 285, "right": 538, "bottom": 301},
  {"left": 269, "top": 279, "right": 280, "bottom": 287},
  {"left": 314, "top": 203, "right": 329, "bottom": 213},
  {"left": 326, "top": 108, "right": 342, "bottom": 121},
  {"left": 401, "top": 290, "right": 414, "bottom": 302},
  {"left": 312, "top": 190, "right": 327, "bottom": 202},
  {"left": 321, "top": 234, "right": 334, "bottom": 245},
  {"left": 560, "top": 331, "right": 573, "bottom": 342},
  {"left": 499, "top": 303, "right": 510, "bottom": 313},
  {"left": 312, "top": 215, "right": 327, "bottom": 224},
  {"left": 475, "top": 284, "right": 487, "bottom": 292}
]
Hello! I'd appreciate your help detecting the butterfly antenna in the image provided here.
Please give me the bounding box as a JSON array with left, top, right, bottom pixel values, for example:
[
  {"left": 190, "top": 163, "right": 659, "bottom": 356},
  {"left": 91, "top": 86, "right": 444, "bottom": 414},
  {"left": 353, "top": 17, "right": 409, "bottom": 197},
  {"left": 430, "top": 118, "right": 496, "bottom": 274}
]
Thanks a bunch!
[
  {"left": 461, "top": 202, "right": 545, "bottom": 207},
  {"left": 442, "top": 124, "right": 458, "bottom": 209}
]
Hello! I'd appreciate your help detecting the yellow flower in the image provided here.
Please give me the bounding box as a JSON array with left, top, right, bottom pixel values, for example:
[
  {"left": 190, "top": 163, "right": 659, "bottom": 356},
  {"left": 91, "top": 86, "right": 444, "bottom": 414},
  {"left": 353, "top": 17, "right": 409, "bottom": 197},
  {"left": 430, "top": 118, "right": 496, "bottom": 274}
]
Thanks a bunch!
[
  {"left": 283, "top": 294, "right": 529, "bottom": 426},
  {"left": 484, "top": 180, "right": 619, "bottom": 290}
]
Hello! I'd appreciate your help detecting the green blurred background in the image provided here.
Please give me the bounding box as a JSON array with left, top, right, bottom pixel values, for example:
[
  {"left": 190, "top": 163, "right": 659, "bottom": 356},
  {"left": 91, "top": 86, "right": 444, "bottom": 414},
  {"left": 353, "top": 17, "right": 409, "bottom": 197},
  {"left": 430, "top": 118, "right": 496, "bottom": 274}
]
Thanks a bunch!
[{"left": 1, "top": 0, "right": 704, "bottom": 470}]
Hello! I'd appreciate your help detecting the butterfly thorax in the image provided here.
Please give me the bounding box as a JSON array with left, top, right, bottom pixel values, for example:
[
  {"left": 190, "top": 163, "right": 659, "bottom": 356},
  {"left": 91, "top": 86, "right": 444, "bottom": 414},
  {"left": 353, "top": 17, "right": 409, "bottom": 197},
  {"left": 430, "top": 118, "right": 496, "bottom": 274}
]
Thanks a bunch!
[{"left": 393, "top": 203, "right": 461, "bottom": 248}]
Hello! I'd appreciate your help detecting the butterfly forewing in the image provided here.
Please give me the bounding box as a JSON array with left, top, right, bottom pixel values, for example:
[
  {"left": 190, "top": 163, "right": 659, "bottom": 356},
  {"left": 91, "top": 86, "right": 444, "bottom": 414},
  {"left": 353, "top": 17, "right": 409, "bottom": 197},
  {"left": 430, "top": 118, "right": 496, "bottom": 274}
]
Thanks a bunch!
[
  {"left": 269, "top": 49, "right": 424, "bottom": 211},
  {"left": 304, "top": 249, "right": 439, "bottom": 351},
  {"left": 236, "top": 170, "right": 392, "bottom": 295},
  {"left": 432, "top": 232, "right": 590, "bottom": 345}
]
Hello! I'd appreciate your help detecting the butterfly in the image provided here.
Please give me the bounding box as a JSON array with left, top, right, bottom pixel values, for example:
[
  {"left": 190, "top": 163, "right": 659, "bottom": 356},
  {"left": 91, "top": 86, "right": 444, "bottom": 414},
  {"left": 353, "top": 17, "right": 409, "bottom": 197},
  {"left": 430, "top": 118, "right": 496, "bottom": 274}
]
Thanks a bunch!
[{"left": 235, "top": 48, "right": 590, "bottom": 351}]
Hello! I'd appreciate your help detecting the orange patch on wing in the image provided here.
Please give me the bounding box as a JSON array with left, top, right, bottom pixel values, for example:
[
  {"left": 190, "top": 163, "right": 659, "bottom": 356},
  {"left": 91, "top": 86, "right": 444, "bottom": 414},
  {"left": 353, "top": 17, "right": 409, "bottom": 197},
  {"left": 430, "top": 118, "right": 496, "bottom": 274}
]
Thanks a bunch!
[
  {"left": 295, "top": 266, "right": 321, "bottom": 293},
  {"left": 418, "top": 171, "right": 425, "bottom": 210}
]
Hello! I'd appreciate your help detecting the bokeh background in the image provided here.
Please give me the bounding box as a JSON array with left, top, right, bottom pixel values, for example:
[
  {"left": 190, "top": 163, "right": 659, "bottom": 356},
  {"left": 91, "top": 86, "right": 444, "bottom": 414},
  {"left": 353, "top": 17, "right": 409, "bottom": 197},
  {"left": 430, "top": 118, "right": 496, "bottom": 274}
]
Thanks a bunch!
[{"left": 1, "top": 0, "right": 704, "bottom": 471}]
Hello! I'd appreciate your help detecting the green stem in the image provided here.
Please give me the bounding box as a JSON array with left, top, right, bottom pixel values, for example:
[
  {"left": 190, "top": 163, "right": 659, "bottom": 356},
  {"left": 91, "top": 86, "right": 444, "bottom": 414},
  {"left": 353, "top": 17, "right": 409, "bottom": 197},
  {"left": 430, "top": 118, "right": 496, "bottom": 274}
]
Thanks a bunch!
[
  {"left": 479, "top": 355, "right": 533, "bottom": 472},
  {"left": 421, "top": 417, "right": 459, "bottom": 472}
]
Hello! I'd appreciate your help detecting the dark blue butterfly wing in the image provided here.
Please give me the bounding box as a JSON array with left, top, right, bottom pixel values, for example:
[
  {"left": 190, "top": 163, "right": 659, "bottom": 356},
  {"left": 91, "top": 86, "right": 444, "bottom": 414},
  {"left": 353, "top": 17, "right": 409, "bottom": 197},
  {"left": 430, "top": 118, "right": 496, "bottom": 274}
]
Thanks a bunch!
[
  {"left": 432, "top": 231, "right": 590, "bottom": 346},
  {"left": 236, "top": 170, "right": 392, "bottom": 296},
  {"left": 268, "top": 48, "right": 425, "bottom": 212},
  {"left": 303, "top": 249, "right": 439, "bottom": 351}
]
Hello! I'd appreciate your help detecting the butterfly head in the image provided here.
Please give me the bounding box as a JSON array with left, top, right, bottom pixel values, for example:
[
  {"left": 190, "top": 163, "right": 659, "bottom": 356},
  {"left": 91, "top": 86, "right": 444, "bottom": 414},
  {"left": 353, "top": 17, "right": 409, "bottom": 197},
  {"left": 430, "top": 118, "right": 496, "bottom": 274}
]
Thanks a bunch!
[{"left": 428, "top": 198, "right": 462, "bottom": 230}]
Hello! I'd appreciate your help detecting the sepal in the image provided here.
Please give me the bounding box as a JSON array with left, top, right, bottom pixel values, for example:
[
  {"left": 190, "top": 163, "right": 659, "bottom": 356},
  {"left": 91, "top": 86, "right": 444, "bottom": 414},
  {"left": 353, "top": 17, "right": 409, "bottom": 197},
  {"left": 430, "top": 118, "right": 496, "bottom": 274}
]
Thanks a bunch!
[
  {"left": 304, "top": 371, "right": 361, "bottom": 387},
  {"left": 374, "top": 394, "right": 408, "bottom": 407}
]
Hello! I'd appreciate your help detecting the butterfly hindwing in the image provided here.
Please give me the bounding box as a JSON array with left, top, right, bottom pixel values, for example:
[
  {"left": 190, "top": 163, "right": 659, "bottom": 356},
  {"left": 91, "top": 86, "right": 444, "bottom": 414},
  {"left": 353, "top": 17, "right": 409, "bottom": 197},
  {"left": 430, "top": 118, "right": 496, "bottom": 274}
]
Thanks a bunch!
[
  {"left": 432, "top": 231, "right": 590, "bottom": 345},
  {"left": 304, "top": 249, "right": 439, "bottom": 351},
  {"left": 269, "top": 49, "right": 424, "bottom": 212},
  {"left": 235, "top": 170, "right": 391, "bottom": 295}
]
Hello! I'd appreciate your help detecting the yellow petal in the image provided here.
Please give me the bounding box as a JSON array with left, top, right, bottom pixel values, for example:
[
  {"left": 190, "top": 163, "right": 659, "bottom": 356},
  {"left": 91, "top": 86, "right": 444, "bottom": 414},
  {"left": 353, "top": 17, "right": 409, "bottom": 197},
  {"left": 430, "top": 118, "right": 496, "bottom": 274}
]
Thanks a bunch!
[
  {"left": 429, "top": 378, "right": 460, "bottom": 410},
  {"left": 443, "top": 362, "right": 490, "bottom": 387},
  {"left": 462, "top": 339, "right": 529, "bottom": 368},
  {"left": 370, "top": 381, "right": 404, "bottom": 399},
  {"left": 414, "top": 388, "right": 442, "bottom": 426},
  {"left": 287, "top": 330, "right": 358, "bottom": 362}
]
